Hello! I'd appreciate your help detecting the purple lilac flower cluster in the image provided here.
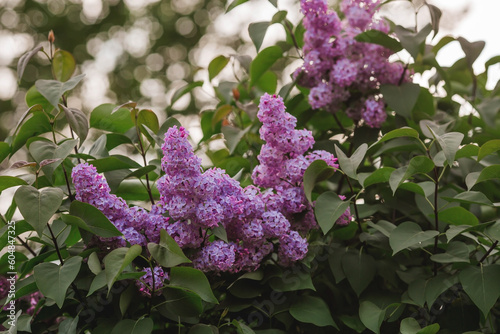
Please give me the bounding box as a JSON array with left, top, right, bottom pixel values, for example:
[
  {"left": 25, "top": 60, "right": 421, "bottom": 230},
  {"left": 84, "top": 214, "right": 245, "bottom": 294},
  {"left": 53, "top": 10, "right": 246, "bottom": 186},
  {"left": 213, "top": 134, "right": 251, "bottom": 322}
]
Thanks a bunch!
[
  {"left": 295, "top": 0, "right": 411, "bottom": 128},
  {"left": 156, "top": 126, "right": 275, "bottom": 271},
  {"left": 72, "top": 163, "right": 170, "bottom": 248},
  {"left": 252, "top": 94, "right": 348, "bottom": 237},
  {"left": 72, "top": 94, "right": 352, "bottom": 275},
  {"left": 0, "top": 275, "right": 41, "bottom": 315},
  {"left": 135, "top": 266, "right": 168, "bottom": 297}
]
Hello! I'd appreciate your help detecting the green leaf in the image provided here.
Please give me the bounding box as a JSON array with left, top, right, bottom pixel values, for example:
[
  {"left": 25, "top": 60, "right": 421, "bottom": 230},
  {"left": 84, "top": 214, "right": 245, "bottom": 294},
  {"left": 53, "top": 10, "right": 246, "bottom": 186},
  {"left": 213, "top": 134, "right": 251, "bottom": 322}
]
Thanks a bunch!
[
  {"left": 125, "top": 165, "right": 156, "bottom": 179},
  {"left": 394, "top": 24, "right": 432, "bottom": 60},
  {"left": 105, "top": 133, "right": 132, "bottom": 151},
  {"left": 400, "top": 317, "right": 422, "bottom": 334},
  {"left": 67, "top": 201, "right": 122, "bottom": 237},
  {"left": 401, "top": 317, "right": 440, "bottom": 334},
  {"left": 249, "top": 46, "right": 282, "bottom": 87},
  {"left": 162, "top": 286, "right": 204, "bottom": 317},
  {"left": 29, "top": 138, "right": 78, "bottom": 180},
  {"left": 477, "top": 97, "right": 500, "bottom": 126},
  {"left": 442, "top": 191, "right": 493, "bottom": 206},
  {"left": 417, "top": 324, "right": 440, "bottom": 334},
  {"left": 249, "top": 21, "right": 271, "bottom": 52},
  {"left": 12, "top": 103, "right": 44, "bottom": 139},
  {"left": 14, "top": 186, "right": 63, "bottom": 237},
  {"left": 87, "top": 252, "right": 102, "bottom": 275},
  {"left": 119, "top": 284, "right": 135, "bottom": 316},
  {"left": 25, "top": 85, "right": 53, "bottom": 113},
  {"left": 289, "top": 295, "right": 337, "bottom": 328},
  {"left": 389, "top": 221, "right": 439, "bottom": 255},
  {"left": 0, "top": 176, "right": 27, "bottom": 194},
  {"left": 359, "top": 301, "right": 384, "bottom": 334},
  {"left": 432, "top": 35, "right": 455, "bottom": 54},
  {"left": 255, "top": 70, "right": 277, "bottom": 94},
  {"left": 61, "top": 105, "right": 88, "bottom": 146},
  {"left": 314, "top": 191, "right": 351, "bottom": 234},
  {"left": 136, "top": 109, "right": 160, "bottom": 146},
  {"left": 354, "top": 30, "right": 403, "bottom": 53},
  {"left": 222, "top": 125, "right": 251, "bottom": 154},
  {"left": 0, "top": 142, "right": 9, "bottom": 164},
  {"left": 427, "top": 4, "right": 442, "bottom": 38},
  {"left": 430, "top": 241, "right": 470, "bottom": 263},
  {"left": 460, "top": 264, "right": 500, "bottom": 317},
  {"left": 208, "top": 55, "right": 230, "bottom": 81},
  {"left": 362, "top": 167, "right": 395, "bottom": 188},
  {"left": 341, "top": 251, "right": 376, "bottom": 296},
  {"left": 412, "top": 87, "right": 435, "bottom": 117},
  {"left": 170, "top": 81, "right": 203, "bottom": 107},
  {"left": 212, "top": 104, "right": 233, "bottom": 128},
  {"left": 271, "top": 10, "right": 287, "bottom": 23},
  {"left": 90, "top": 156, "right": 141, "bottom": 172},
  {"left": 147, "top": 229, "right": 191, "bottom": 267},
  {"left": 169, "top": 267, "right": 218, "bottom": 304},
  {"left": 87, "top": 271, "right": 106, "bottom": 296},
  {"left": 52, "top": 50, "right": 76, "bottom": 82},
  {"left": 456, "top": 144, "right": 479, "bottom": 159},
  {"left": 478, "top": 139, "right": 500, "bottom": 161},
  {"left": 438, "top": 206, "right": 479, "bottom": 226},
  {"left": 469, "top": 165, "right": 500, "bottom": 189},
  {"left": 269, "top": 271, "right": 316, "bottom": 292},
  {"left": 226, "top": 0, "right": 248, "bottom": 12},
  {"left": 110, "top": 318, "right": 153, "bottom": 334},
  {"left": 433, "top": 131, "right": 464, "bottom": 167},
  {"left": 457, "top": 37, "right": 485, "bottom": 68},
  {"left": 212, "top": 224, "right": 228, "bottom": 242},
  {"left": 17, "top": 45, "right": 43, "bottom": 82},
  {"left": 335, "top": 144, "right": 367, "bottom": 180},
  {"left": 188, "top": 324, "right": 219, "bottom": 334},
  {"left": 33, "top": 256, "right": 82, "bottom": 308},
  {"left": 485, "top": 220, "right": 500, "bottom": 241},
  {"left": 104, "top": 245, "right": 142, "bottom": 292},
  {"left": 90, "top": 103, "right": 134, "bottom": 133},
  {"left": 35, "top": 74, "right": 85, "bottom": 109},
  {"left": 232, "top": 319, "right": 255, "bottom": 334},
  {"left": 389, "top": 156, "right": 434, "bottom": 194},
  {"left": 11, "top": 111, "right": 52, "bottom": 154},
  {"left": 367, "top": 220, "right": 396, "bottom": 238},
  {"left": 381, "top": 83, "right": 421, "bottom": 118},
  {"left": 303, "top": 159, "right": 335, "bottom": 203},
  {"left": 373, "top": 127, "right": 420, "bottom": 147},
  {"left": 59, "top": 316, "right": 79, "bottom": 334}
]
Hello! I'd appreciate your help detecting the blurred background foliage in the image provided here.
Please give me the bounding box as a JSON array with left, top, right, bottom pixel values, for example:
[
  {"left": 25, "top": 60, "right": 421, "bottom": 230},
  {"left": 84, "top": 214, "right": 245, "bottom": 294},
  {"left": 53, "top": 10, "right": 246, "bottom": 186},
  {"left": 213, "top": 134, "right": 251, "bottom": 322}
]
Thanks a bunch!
[
  {"left": 0, "top": 0, "right": 471, "bottom": 143},
  {"left": 0, "top": 0, "right": 259, "bottom": 141}
]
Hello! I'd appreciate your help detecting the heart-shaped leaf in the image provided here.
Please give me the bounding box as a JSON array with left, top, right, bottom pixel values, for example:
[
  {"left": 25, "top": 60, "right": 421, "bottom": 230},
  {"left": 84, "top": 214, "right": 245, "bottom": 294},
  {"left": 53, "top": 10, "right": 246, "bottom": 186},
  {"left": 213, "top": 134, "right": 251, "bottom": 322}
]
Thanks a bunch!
[
  {"left": 35, "top": 74, "right": 85, "bottom": 109},
  {"left": 14, "top": 186, "right": 64, "bottom": 237},
  {"left": 34, "top": 256, "right": 82, "bottom": 308}
]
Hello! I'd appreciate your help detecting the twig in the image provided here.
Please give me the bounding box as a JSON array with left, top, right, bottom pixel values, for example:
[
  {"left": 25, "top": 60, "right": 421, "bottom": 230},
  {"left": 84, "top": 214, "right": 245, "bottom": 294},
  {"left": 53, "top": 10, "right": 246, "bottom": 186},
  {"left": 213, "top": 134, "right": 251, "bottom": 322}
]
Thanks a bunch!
[
  {"left": 16, "top": 236, "right": 37, "bottom": 257},
  {"left": 479, "top": 241, "right": 498, "bottom": 264}
]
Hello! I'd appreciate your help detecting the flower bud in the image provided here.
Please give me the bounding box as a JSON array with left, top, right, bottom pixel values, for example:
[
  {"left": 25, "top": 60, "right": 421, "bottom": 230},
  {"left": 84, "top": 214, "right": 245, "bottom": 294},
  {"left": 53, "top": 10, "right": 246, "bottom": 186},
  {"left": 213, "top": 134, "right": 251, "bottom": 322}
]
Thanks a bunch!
[
  {"left": 48, "top": 30, "right": 55, "bottom": 43},
  {"left": 232, "top": 88, "right": 240, "bottom": 101}
]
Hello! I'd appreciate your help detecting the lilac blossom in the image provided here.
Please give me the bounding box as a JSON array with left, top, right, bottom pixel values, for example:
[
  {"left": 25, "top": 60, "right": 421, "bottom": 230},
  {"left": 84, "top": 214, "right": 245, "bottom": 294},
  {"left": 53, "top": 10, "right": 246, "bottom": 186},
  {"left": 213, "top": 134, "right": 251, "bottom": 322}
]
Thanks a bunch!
[
  {"left": 193, "top": 240, "right": 237, "bottom": 273},
  {"left": 72, "top": 97, "right": 348, "bottom": 275},
  {"left": 295, "top": 0, "right": 411, "bottom": 128},
  {"left": 136, "top": 266, "right": 168, "bottom": 297},
  {"left": 72, "top": 163, "right": 170, "bottom": 247}
]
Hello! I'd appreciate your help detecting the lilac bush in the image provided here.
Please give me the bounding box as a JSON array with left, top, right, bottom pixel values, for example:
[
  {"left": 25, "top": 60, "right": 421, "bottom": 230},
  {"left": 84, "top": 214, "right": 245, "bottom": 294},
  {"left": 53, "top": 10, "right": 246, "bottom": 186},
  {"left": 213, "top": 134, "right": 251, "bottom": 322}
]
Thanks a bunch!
[{"left": 71, "top": 93, "right": 350, "bottom": 275}]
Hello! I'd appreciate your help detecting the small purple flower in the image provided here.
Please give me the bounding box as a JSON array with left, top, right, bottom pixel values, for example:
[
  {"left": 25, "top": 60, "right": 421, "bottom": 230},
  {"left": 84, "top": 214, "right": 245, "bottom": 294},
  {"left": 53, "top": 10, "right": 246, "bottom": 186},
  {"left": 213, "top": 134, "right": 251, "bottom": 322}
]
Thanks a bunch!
[
  {"left": 278, "top": 231, "right": 308, "bottom": 266},
  {"left": 336, "top": 195, "right": 353, "bottom": 226},
  {"left": 136, "top": 266, "right": 168, "bottom": 297},
  {"left": 262, "top": 211, "right": 291, "bottom": 238},
  {"left": 193, "top": 240, "right": 237, "bottom": 273},
  {"left": 362, "top": 96, "right": 387, "bottom": 128}
]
